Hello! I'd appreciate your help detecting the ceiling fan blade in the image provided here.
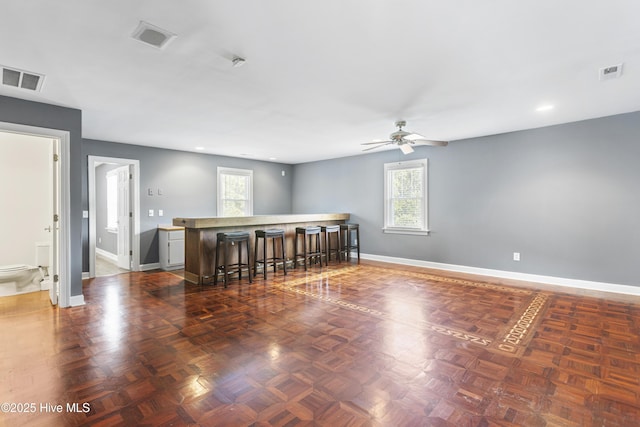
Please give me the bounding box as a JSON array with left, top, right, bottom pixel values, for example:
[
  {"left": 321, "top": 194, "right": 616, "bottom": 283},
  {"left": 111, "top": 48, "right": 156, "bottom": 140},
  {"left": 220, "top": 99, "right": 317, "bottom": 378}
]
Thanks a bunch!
[
  {"left": 410, "top": 139, "right": 449, "bottom": 147},
  {"left": 362, "top": 142, "right": 393, "bottom": 151},
  {"left": 361, "top": 140, "right": 392, "bottom": 146},
  {"left": 404, "top": 133, "right": 427, "bottom": 141}
]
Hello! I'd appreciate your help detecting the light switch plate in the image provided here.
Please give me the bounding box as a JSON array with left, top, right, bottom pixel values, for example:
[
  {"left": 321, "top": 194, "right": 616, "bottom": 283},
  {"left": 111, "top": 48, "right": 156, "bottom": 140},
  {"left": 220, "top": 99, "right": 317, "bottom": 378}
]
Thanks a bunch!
[
  {"left": 148, "top": 209, "right": 154, "bottom": 217},
  {"left": 158, "top": 210, "right": 164, "bottom": 217}
]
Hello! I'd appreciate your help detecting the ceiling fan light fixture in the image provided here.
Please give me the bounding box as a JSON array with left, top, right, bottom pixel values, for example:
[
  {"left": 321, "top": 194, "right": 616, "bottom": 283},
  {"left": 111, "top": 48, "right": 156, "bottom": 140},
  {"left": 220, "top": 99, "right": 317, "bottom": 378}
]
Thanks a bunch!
[
  {"left": 361, "top": 120, "right": 447, "bottom": 154},
  {"left": 399, "top": 144, "right": 414, "bottom": 155}
]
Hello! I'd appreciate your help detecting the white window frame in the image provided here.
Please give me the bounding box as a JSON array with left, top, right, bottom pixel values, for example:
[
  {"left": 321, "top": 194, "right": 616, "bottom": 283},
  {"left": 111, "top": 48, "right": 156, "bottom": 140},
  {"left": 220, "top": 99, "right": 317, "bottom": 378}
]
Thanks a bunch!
[
  {"left": 383, "top": 158, "right": 429, "bottom": 235},
  {"left": 217, "top": 166, "right": 254, "bottom": 217},
  {"left": 105, "top": 169, "right": 118, "bottom": 233}
]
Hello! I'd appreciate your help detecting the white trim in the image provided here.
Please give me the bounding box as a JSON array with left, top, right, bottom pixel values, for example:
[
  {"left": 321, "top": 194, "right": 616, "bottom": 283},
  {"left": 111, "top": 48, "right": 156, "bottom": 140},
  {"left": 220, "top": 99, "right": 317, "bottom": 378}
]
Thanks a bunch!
[
  {"left": 360, "top": 253, "right": 640, "bottom": 297},
  {"left": 0, "top": 121, "right": 72, "bottom": 307},
  {"left": 382, "top": 228, "right": 430, "bottom": 236},
  {"left": 82, "top": 272, "right": 90, "bottom": 279},
  {"left": 140, "top": 262, "right": 161, "bottom": 271},
  {"left": 69, "top": 294, "right": 85, "bottom": 307},
  {"left": 96, "top": 247, "right": 117, "bottom": 262},
  {"left": 88, "top": 156, "right": 140, "bottom": 278}
]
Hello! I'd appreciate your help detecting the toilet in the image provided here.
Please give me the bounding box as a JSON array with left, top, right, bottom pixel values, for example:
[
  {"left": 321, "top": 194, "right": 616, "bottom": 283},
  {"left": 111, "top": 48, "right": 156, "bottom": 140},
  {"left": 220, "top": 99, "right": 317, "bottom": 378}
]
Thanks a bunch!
[
  {"left": 0, "top": 265, "right": 43, "bottom": 296},
  {"left": 0, "top": 242, "right": 50, "bottom": 297}
]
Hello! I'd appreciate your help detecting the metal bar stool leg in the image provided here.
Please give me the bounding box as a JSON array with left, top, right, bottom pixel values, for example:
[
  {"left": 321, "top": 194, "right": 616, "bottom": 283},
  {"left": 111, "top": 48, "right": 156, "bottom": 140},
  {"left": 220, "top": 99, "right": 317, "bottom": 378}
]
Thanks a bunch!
[
  {"left": 281, "top": 235, "right": 287, "bottom": 275},
  {"left": 246, "top": 238, "right": 252, "bottom": 283}
]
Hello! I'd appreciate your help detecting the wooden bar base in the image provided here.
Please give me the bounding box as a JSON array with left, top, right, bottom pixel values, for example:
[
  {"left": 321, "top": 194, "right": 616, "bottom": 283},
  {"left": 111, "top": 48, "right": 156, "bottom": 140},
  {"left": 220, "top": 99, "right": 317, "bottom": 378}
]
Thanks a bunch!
[{"left": 173, "top": 214, "right": 349, "bottom": 284}]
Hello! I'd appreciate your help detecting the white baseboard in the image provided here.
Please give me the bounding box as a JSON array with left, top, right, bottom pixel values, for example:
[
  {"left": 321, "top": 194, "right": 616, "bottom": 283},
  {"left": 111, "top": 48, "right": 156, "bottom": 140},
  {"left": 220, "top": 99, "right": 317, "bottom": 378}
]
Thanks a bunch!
[
  {"left": 69, "top": 294, "right": 85, "bottom": 306},
  {"left": 361, "top": 253, "right": 640, "bottom": 297},
  {"left": 82, "top": 272, "right": 90, "bottom": 279},
  {"left": 96, "top": 248, "right": 117, "bottom": 262},
  {"left": 140, "top": 263, "right": 161, "bottom": 271}
]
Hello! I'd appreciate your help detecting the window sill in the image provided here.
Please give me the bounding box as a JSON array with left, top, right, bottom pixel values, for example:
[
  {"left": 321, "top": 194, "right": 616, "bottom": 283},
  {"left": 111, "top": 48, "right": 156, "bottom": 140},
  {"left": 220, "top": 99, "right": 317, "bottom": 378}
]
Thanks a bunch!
[{"left": 382, "top": 228, "right": 430, "bottom": 236}]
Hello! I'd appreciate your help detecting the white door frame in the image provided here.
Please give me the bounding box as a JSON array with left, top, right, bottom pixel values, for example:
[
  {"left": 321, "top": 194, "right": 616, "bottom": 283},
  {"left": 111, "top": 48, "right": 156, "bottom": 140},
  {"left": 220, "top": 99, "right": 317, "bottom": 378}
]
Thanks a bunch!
[
  {"left": 0, "top": 121, "right": 71, "bottom": 308},
  {"left": 88, "top": 155, "right": 140, "bottom": 278},
  {"left": 115, "top": 165, "right": 131, "bottom": 270}
]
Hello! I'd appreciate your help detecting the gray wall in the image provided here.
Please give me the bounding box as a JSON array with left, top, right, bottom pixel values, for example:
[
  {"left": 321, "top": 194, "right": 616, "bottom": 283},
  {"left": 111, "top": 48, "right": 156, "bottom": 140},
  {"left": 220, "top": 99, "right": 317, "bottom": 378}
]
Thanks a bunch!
[
  {"left": 292, "top": 111, "right": 640, "bottom": 287},
  {"left": 82, "top": 139, "right": 293, "bottom": 269},
  {"left": 4, "top": 93, "right": 639, "bottom": 293},
  {"left": 0, "top": 95, "right": 83, "bottom": 297}
]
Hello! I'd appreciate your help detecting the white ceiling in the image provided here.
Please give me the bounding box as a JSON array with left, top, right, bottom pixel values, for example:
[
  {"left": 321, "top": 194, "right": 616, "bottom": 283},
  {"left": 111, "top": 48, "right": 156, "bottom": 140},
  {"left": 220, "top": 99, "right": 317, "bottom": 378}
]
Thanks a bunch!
[{"left": 1, "top": 1, "right": 639, "bottom": 164}]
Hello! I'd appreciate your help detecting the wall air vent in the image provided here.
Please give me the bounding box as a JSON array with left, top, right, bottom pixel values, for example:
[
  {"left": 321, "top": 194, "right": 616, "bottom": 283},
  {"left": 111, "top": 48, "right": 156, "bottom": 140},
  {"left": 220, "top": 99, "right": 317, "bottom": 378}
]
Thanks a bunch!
[
  {"left": 1, "top": 65, "right": 45, "bottom": 92},
  {"left": 131, "top": 21, "right": 176, "bottom": 49},
  {"left": 599, "top": 63, "right": 623, "bottom": 81}
]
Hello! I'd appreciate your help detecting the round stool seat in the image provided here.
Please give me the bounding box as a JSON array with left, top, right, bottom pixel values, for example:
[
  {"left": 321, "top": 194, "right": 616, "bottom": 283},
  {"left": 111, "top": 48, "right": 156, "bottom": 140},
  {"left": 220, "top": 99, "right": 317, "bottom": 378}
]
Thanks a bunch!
[
  {"left": 218, "top": 231, "right": 250, "bottom": 241},
  {"left": 257, "top": 229, "right": 285, "bottom": 238}
]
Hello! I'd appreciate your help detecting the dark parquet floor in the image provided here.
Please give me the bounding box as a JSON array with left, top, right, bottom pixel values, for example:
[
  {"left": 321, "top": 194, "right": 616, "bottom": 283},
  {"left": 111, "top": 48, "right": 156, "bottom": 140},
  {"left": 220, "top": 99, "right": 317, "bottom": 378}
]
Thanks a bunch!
[{"left": 1, "top": 260, "right": 639, "bottom": 426}]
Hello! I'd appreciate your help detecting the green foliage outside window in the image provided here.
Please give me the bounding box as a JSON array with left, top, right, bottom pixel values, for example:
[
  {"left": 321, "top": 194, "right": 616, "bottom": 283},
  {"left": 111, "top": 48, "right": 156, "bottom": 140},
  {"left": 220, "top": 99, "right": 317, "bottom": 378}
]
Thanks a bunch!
[{"left": 389, "top": 167, "right": 423, "bottom": 228}]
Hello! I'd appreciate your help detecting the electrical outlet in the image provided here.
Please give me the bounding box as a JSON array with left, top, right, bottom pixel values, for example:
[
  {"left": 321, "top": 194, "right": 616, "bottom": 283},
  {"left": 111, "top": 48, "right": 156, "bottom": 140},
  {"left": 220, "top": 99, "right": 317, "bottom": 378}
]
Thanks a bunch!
[
  {"left": 148, "top": 209, "right": 154, "bottom": 217},
  {"left": 158, "top": 210, "right": 163, "bottom": 217},
  {"left": 513, "top": 252, "right": 520, "bottom": 261}
]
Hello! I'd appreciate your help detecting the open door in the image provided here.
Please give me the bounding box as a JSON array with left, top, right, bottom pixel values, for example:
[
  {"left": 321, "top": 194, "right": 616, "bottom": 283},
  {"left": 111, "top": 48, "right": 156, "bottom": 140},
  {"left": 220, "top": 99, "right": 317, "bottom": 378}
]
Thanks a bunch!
[
  {"left": 116, "top": 165, "right": 131, "bottom": 270},
  {"left": 49, "top": 138, "right": 60, "bottom": 305}
]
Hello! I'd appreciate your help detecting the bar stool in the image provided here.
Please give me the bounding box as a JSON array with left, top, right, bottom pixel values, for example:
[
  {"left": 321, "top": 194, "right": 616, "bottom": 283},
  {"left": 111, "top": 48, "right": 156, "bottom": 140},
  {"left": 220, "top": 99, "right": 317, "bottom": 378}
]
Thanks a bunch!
[
  {"left": 214, "top": 231, "right": 252, "bottom": 287},
  {"left": 340, "top": 223, "right": 360, "bottom": 262},
  {"left": 294, "top": 226, "right": 322, "bottom": 271},
  {"left": 320, "top": 225, "right": 341, "bottom": 266},
  {"left": 254, "top": 229, "right": 287, "bottom": 279}
]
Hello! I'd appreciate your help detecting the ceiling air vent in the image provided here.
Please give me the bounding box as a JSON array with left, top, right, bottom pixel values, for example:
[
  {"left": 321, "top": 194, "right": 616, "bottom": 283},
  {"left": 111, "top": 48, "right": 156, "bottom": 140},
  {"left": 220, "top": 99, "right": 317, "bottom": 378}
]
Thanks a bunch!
[
  {"left": 599, "top": 63, "right": 623, "bottom": 81},
  {"left": 1, "top": 65, "right": 45, "bottom": 92},
  {"left": 131, "top": 21, "right": 176, "bottom": 49}
]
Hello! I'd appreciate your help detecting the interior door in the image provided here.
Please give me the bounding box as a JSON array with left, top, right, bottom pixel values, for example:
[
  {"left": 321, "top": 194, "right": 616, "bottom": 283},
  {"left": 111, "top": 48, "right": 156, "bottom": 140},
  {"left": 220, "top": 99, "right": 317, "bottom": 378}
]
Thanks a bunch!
[
  {"left": 116, "top": 165, "right": 131, "bottom": 270},
  {"left": 49, "top": 138, "right": 59, "bottom": 305}
]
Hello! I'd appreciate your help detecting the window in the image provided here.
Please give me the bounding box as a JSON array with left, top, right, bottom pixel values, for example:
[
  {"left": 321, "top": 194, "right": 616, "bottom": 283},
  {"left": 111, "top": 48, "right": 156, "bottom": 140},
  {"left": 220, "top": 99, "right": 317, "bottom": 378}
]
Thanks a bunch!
[
  {"left": 383, "top": 159, "right": 429, "bottom": 235},
  {"left": 106, "top": 169, "right": 118, "bottom": 232},
  {"left": 217, "top": 167, "right": 253, "bottom": 217}
]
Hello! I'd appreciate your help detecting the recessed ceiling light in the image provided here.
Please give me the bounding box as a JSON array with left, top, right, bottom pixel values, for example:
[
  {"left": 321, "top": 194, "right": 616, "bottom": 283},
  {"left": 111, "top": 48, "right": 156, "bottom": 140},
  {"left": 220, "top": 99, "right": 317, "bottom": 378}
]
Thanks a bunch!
[
  {"left": 535, "top": 105, "right": 554, "bottom": 112},
  {"left": 269, "top": 157, "right": 277, "bottom": 161},
  {"left": 195, "top": 146, "right": 205, "bottom": 150}
]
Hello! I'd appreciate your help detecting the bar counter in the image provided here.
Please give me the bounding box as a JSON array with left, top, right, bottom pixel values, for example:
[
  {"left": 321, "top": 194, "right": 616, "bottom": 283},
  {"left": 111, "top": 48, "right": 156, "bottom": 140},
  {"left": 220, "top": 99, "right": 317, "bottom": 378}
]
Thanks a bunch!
[{"left": 173, "top": 213, "right": 350, "bottom": 284}]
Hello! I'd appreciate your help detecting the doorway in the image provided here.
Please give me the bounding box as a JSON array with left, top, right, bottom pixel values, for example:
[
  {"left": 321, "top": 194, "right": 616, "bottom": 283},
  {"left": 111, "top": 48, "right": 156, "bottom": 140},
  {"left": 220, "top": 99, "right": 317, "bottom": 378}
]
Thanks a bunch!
[
  {"left": 88, "top": 156, "right": 140, "bottom": 278},
  {"left": 0, "top": 122, "right": 71, "bottom": 307}
]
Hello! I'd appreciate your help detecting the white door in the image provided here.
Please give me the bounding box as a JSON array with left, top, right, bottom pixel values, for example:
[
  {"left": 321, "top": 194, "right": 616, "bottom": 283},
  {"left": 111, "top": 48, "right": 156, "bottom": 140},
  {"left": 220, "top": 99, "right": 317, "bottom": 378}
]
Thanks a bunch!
[
  {"left": 116, "top": 165, "right": 131, "bottom": 270},
  {"left": 49, "top": 138, "right": 59, "bottom": 305}
]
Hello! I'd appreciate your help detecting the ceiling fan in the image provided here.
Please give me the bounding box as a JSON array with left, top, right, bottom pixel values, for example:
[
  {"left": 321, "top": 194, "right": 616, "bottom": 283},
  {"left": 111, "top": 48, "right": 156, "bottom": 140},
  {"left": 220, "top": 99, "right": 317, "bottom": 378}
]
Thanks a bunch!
[{"left": 361, "top": 120, "right": 448, "bottom": 154}]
